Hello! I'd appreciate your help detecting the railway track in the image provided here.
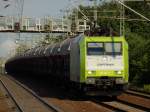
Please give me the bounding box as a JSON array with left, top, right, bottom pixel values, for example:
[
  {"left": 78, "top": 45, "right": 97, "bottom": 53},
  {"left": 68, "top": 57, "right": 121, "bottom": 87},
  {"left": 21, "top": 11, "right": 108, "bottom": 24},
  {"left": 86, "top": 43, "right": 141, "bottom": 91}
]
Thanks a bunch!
[
  {"left": 0, "top": 79, "right": 23, "bottom": 112},
  {"left": 40, "top": 87, "right": 150, "bottom": 112},
  {"left": 1, "top": 74, "right": 150, "bottom": 112},
  {"left": 117, "top": 90, "right": 150, "bottom": 111},
  {"left": 0, "top": 75, "right": 64, "bottom": 112},
  {"left": 125, "top": 90, "right": 150, "bottom": 99},
  {"left": 42, "top": 93, "right": 150, "bottom": 112},
  {"left": 92, "top": 96, "right": 149, "bottom": 112}
]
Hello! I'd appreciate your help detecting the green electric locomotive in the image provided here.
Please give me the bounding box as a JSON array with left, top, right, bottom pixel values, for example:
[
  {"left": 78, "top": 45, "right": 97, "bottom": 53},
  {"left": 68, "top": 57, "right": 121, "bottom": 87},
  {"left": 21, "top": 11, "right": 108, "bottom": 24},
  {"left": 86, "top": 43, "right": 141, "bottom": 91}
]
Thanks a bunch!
[{"left": 5, "top": 34, "right": 129, "bottom": 96}]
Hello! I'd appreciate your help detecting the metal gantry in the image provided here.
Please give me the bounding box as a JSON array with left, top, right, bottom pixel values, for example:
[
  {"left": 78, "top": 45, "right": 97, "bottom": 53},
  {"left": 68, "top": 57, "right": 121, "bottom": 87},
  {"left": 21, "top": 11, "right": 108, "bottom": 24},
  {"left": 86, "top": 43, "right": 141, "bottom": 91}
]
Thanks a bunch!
[
  {"left": 0, "top": 0, "right": 149, "bottom": 34},
  {"left": 0, "top": 16, "right": 72, "bottom": 33}
]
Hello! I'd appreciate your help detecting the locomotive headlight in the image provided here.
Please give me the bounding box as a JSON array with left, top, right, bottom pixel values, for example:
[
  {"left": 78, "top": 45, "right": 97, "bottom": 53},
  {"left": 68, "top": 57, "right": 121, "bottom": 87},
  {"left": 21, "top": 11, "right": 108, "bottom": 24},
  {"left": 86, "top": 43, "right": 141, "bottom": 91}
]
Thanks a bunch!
[
  {"left": 117, "top": 71, "right": 122, "bottom": 75},
  {"left": 87, "top": 71, "right": 96, "bottom": 75},
  {"left": 86, "top": 78, "right": 95, "bottom": 84},
  {"left": 88, "top": 71, "right": 92, "bottom": 74}
]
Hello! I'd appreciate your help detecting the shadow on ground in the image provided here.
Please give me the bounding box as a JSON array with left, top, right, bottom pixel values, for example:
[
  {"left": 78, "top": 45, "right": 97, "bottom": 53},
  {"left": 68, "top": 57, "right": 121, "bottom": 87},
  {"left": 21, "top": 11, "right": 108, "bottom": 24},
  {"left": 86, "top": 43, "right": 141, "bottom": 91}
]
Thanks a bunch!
[{"left": 7, "top": 73, "right": 114, "bottom": 102}]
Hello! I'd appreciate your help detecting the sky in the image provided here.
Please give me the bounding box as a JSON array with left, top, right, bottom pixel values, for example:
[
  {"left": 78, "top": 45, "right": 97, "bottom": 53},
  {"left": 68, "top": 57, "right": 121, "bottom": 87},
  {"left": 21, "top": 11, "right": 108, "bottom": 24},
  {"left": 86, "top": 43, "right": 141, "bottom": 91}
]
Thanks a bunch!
[
  {"left": 0, "top": 0, "right": 84, "bottom": 17},
  {"left": 0, "top": 0, "right": 72, "bottom": 58},
  {"left": 23, "top": 0, "right": 69, "bottom": 17}
]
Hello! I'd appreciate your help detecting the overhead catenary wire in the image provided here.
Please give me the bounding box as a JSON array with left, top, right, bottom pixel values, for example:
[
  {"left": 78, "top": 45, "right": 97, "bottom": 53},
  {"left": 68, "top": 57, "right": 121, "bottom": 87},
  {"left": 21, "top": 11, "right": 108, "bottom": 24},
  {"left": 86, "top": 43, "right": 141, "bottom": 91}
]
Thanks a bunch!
[
  {"left": 69, "top": 0, "right": 150, "bottom": 22},
  {"left": 68, "top": 0, "right": 94, "bottom": 25},
  {"left": 68, "top": 0, "right": 127, "bottom": 32},
  {"left": 68, "top": 0, "right": 150, "bottom": 37},
  {"left": 68, "top": 0, "right": 125, "bottom": 37},
  {"left": 84, "top": 15, "right": 147, "bottom": 21},
  {"left": 115, "top": 0, "right": 150, "bottom": 22}
]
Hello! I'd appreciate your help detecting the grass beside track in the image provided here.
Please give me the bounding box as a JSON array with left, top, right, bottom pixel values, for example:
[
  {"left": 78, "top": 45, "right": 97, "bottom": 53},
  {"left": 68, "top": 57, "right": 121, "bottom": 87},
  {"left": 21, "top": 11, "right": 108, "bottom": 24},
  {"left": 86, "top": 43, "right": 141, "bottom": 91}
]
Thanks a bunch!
[{"left": 144, "top": 84, "right": 150, "bottom": 93}]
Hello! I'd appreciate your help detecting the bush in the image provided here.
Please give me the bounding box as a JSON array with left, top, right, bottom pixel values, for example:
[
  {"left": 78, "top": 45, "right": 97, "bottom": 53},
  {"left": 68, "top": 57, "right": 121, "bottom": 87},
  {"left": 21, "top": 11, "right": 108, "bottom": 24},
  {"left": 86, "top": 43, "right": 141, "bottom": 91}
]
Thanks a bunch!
[{"left": 144, "top": 85, "right": 150, "bottom": 93}]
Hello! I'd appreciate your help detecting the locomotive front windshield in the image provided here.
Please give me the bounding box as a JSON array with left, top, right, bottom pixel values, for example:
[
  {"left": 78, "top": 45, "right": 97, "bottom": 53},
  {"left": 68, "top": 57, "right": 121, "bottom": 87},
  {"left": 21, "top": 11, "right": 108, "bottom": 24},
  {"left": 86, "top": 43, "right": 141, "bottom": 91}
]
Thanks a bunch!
[{"left": 87, "top": 42, "right": 122, "bottom": 55}]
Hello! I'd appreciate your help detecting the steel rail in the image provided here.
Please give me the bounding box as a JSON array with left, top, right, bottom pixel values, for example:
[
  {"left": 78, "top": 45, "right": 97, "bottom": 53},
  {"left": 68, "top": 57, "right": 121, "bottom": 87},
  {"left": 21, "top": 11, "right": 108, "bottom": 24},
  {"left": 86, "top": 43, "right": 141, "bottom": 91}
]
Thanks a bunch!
[
  {"left": 129, "top": 87, "right": 150, "bottom": 95},
  {"left": 0, "top": 79, "right": 24, "bottom": 112},
  {"left": 91, "top": 99, "right": 126, "bottom": 112},
  {"left": 116, "top": 99, "right": 150, "bottom": 111},
  {"left": 5, "top": 75, "right": 64, "bottom": 112},
  {"left": 92, "top": 96, "right": 150, "bottom": 112},
  {"left": 125, "top": 90, "right": 150, "bottom": 99}
]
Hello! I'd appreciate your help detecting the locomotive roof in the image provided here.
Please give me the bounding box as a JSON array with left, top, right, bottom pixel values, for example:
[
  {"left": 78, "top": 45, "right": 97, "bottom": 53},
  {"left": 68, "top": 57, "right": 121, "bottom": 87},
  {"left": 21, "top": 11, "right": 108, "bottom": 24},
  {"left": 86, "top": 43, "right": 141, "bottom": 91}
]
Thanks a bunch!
[
  {"left": 6, "top": 35, "right": 125, "bottom": 63},
  {"left": 11, "top": 34, "right": 83, "bottom": 58}
]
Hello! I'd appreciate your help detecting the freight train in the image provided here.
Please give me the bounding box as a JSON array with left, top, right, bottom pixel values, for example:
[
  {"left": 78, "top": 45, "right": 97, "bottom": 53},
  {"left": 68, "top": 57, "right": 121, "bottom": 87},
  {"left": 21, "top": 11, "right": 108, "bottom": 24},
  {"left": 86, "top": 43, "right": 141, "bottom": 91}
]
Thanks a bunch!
[{"left": 5, "top": 33, "right": 129, "bottom": 96}]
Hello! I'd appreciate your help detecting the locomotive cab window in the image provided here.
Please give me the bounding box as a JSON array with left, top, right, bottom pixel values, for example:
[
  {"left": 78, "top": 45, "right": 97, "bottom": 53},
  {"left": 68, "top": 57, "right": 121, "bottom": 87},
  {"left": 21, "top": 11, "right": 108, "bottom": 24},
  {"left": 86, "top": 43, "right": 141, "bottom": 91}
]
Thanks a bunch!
[
  {"left": 87, "top": 42, "right": 122, "bottom": 55},
  {"left": 105, "top": 43, "right": 122, "bottom": 55},
  {"left": 87, "top": 43, "right": 104, "bottom": 55}
]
